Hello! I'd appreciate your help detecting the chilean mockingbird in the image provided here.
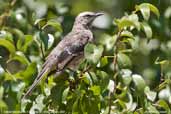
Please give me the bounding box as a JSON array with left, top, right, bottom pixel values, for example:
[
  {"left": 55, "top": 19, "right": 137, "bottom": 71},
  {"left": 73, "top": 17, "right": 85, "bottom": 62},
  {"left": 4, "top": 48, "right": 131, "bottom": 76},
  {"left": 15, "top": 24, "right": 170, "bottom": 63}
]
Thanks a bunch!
[{"left": 22, "top": 11, "right": 104, "bottom": 99}]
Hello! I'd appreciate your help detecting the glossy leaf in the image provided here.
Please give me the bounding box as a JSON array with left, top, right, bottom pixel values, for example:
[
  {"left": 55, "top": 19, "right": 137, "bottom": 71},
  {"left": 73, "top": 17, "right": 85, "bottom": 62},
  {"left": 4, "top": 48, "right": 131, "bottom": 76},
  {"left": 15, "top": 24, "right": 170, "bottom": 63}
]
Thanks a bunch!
[
  {"left": 132, "top": 74, "right": 146, "bottom": 94},
  {"left": 84, "top": 43, "right": 104, "bottom": 64},
  {"left": 0, "top": 65, "right": 5, "bottom": 76},
  {"left": 107, "top": 80, "right": 115, "bottom": 93},
  {"left": 121, "top": 30, "right": 134, "bottom": 39},
  {"left": 62, "top": 87, "right": 70, "bottom": 103},
  {"left": 136, "top": 3, "right": 160, "bottom": 18},
  {"left": 39, "top": 31, "right": 49, "bottom": 50},
  {"left": 141, "top": 22, "right": 152, "bottom": 38},
  {"left": 34, "top": 18, "right": 46, "bottom": 29},
  {"left": 0, "top": 39, "right": 16, "bottom": 54},
  {"left": 23, "top": 35, "right": 34, "bottom": 52},
  {"left": 8, "top": 51, "right": 29, "bottom": 65},
  {"left": 97, "top": 56, "right": 108, "bottom": 68},
  {"left": 115, "top": 14, "right": 140, "bottom": 30},
  {"left": 136, "top": 4, "right": 150, "bottom": 20},
  {"left": 42, "top": 20, "right": 63, "bottom": 32},
  {"left": 120, "top": 69, "right": 132, "bottom": 86},
  {"left": 144, "top": 86, "right": 157, "bottom": 102},
  {"left": 117, "top": 53, "right": 132, "bottom": 68},
  {"left": 17, "top": 35, "right": 33, "bottom": 52},
  {"left": 158, "top": 86, "right": 171, "bottom": 101}
]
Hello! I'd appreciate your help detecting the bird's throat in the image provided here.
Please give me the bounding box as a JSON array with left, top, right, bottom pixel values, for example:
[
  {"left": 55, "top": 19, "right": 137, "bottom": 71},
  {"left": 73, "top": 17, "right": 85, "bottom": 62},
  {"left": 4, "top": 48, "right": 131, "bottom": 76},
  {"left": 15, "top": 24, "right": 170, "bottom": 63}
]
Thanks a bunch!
[{"left": 72, "top": 24, "right": 89, "bottom": 31}]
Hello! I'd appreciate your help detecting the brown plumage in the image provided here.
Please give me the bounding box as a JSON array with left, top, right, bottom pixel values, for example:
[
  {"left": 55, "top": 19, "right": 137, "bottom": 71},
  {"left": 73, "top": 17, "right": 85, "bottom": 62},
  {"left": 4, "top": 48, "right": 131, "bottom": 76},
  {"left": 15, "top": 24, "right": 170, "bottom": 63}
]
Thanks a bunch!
[{"left": 22, "top": 12, "right": 104, "bottom": 99}]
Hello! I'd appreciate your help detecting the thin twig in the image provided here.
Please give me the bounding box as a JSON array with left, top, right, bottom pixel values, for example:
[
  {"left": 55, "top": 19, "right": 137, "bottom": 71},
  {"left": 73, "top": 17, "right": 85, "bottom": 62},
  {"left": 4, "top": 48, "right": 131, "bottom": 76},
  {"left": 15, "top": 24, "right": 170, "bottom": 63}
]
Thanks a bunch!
[
  {"left": 108, "top": 29, "right": 123, "bottom": 114},
  {"left": 113, "top": 29, "right": 123, "bottom": 72}
]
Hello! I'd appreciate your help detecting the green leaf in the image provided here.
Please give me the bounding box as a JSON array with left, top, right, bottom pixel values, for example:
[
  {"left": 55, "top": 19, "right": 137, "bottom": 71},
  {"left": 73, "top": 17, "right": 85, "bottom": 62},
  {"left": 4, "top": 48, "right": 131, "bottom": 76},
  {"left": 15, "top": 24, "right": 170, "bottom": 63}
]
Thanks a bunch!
[
  {"left": 23, "top": 35, "right": 33, "bottom": 52},
  {"left": 29, "top": 94, "right": 45, "bottom": 114},
  {"left": 132, "top": 74, "right": 146, "bottom": 94},
  {"left": 0, "top": 39, "right": 16, "bottom": 54},
  {"left": 21, "top": 99, "right": 31, "bottom": 112},
  {"left": 0, "top": 86, "right": 4, "bottom": 100},
  {"left": 98, "top": 34, "right": 116, "bottom": 51},
  {"left": 107, "top": 80, "right": 115, "bottom": 93},
  {"left": 34, "top": 18, "right": 46, "bottom": 25},
  {"left": 157, "top": 100, "right": 170, "bottom": 112},
  {"left": 117, "top": 99, "right": 126, "bottom": 109},
  {"left": 84, "top": 43, "right": 104, "bottom": 64},
  {"left": 34, "top": 18, "right": 47, "bottom": 29},
  {"left": 97, "top": 56, "right": 108, "bottom": 68},
  {"left": 116, "top": 19, "right": 134, "bottom": 30},
  {"left": 141, "top": 22, "right": 152, "bottom": 38},
  {"left": 136, "top": 4, "right": 150, "bottom": 20},
  {"left": 0, "top": 65, "right": 5, "bottom": 76},
  {"left": 90, "top": 85, "right": 101, "bottom": 96},
  {"left": 14, "top": 62, "right": 37, "bottom": 81},
  {"left": 144, "top": 86, "right": 157, "bottom": 102},
  {"left": 155, "top": 57, "right": 170, "bottom": 65},
  {"left": 42, "top": 20, "right": 63, "bottom": 32},
  {"left": 115, "top": 14, "right": 140, "bottom": 30},
  {"left": 8, "top": 51, "right": 29, "bottom": 65},
  {"left": 147, "top": 103, "right": 159, "bottom": 114},
  {"left": 72, "top": 98, "right": 80, "bottom": 114},
  {"left": 117, "top": 53, "right": 132, "bottom": 68},
  {"left": 11, "top": 81, "right": 25, "bottom": 100},
  {"left": 0, "top": 100, "right": 7, "bottom": 109},
  {"left": 120, "top": 69, "right": 132, "bottom": 86},
  {"left": 11, "top": 82, "right": 25, "bottom": 92},
  {"left": 47, "top": 34, "right": 55, "bottom": 49},
  {"left": 158, "top": 86, "right": 171, "bottom": 101},
  {"left": 82, "top": 72, "right": 93, "bottom": 85},
  {"left": 125, "top": 93, "right": 137, "bottom": 111},
  {"left": 121, "top": 30, "right": 134, "bottom": 38},
  {"left": 62, "top": 87, "right": 69, "bottom": 103},
  {"left": 39, "top": 31, "right": 49, "bottom": 50},
  {"left": 164, "top": 7, "right": 171, "bottom": 18},
  {"left": 136, "top": 3, "right": 160, "bottom": 18},
  {"left": 148, "top": 4, "right": 160, "bottom": 18}
]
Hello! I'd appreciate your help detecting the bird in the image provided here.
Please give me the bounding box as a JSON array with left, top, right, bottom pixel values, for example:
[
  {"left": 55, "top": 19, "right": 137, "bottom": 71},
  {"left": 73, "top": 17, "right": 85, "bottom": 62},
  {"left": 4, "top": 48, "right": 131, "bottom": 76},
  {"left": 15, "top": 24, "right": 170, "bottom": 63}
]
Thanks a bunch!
[{"left": 22, "top": 11, "right": 104, "bottom": 99}]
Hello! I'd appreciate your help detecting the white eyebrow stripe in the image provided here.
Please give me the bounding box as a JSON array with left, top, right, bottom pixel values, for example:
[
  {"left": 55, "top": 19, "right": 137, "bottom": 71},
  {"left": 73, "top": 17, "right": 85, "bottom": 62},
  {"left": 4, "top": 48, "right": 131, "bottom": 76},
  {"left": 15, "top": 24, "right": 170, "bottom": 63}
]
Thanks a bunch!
[{"left": 78, "top": 12, "right": 95, "bottom": 17}]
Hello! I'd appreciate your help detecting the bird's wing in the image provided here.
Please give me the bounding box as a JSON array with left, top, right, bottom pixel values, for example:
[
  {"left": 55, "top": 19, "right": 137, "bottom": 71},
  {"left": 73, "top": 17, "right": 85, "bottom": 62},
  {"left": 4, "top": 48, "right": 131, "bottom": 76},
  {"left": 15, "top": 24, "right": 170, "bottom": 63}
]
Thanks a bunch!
[{"left": 22, "top": 31, "right": 91, "bottom": 99}]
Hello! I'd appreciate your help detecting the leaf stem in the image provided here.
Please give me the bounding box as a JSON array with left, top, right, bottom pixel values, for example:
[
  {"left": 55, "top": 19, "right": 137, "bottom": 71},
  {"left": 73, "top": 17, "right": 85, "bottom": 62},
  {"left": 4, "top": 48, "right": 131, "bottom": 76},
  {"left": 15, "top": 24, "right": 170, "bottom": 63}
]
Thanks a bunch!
[{"left": 40, "top": 42, "right": 45, "bottom": 60}]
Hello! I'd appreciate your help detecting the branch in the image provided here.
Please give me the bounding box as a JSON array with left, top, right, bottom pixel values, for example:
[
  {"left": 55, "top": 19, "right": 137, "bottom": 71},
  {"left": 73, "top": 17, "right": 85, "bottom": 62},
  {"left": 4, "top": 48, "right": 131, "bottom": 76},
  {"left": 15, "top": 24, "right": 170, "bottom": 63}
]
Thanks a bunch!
[
  {"left": 108, "top": 29, "right": 123, "bottom": 114},
  {"left": 113, "top": 29, "right": 123, "bottom": 72}
]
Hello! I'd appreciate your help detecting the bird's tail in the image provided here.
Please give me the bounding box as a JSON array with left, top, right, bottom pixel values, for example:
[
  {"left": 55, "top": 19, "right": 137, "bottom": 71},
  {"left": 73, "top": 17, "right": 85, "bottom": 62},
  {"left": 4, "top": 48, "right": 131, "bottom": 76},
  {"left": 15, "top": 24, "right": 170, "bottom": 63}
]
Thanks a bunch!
[{"left": 22, "top": 67, "right": 50, "bottom": 100}]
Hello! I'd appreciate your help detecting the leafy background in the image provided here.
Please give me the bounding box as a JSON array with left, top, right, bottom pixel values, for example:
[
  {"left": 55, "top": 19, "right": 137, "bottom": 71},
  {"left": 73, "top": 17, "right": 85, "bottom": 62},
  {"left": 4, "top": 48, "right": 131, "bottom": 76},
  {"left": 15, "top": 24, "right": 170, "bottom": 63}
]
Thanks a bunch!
[{"left": 0, "top": 0, "right": 171, "bottom": 114}]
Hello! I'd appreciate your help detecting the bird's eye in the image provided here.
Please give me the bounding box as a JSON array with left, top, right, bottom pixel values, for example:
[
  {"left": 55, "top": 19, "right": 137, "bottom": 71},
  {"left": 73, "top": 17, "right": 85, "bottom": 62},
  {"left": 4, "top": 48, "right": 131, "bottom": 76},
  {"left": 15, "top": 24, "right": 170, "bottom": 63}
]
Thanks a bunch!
[
  {"left": 85, "top": 14, "right": 92, "bottom": 17},
  {"left": 86, "top": 14, "right": 91, "bottom": 16}
]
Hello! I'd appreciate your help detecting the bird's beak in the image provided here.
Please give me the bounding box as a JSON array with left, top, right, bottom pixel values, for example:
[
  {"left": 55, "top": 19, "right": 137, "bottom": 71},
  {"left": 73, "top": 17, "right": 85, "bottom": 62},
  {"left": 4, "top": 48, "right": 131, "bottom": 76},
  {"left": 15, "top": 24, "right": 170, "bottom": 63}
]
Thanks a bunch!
[{"left": 95, "top": 12, "right": 104, "bottom": 17}]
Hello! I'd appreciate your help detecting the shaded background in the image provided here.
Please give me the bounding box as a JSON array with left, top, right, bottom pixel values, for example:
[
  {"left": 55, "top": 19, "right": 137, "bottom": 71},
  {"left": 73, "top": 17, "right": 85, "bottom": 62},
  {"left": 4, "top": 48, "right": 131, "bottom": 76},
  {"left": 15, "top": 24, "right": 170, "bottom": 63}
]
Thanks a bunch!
[{"left": 0, "top": 0, "right": 171, "bottom": 113}]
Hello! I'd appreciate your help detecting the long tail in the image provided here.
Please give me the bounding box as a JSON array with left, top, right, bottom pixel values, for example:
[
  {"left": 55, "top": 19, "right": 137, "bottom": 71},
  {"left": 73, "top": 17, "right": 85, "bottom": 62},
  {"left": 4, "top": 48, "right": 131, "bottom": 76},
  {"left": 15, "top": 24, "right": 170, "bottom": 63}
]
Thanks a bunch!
[{"left": 22, "top": 67, "right": 50, "bottom": 99}]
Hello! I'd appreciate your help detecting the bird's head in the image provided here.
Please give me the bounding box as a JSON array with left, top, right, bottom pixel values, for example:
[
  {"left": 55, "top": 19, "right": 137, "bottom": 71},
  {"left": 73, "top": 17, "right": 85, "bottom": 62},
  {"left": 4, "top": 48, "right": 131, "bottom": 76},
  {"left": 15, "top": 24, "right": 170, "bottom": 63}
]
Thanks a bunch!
[{"left": 73, "top": 11, "right": 104, "bottom": 29}]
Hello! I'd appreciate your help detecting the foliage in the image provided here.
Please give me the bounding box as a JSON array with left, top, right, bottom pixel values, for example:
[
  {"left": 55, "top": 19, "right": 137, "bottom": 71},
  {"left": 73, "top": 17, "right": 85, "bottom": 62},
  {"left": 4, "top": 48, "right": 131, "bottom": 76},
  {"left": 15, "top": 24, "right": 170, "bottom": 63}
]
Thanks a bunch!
[{"left": 0, "top": 0, "right": 171, "bottom": 114}]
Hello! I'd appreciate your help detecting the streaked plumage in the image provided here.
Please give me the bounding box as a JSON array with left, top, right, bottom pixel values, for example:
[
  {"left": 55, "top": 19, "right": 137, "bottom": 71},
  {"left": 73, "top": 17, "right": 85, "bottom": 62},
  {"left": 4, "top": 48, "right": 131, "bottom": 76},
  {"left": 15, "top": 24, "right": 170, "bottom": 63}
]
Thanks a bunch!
[{"left": 22, "top": 12, "right": 104, "bottom": 99}]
